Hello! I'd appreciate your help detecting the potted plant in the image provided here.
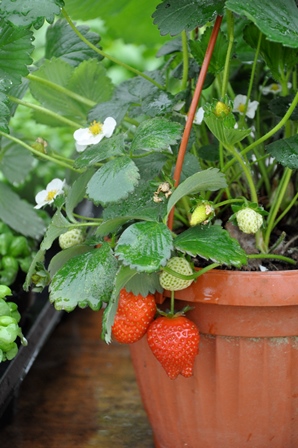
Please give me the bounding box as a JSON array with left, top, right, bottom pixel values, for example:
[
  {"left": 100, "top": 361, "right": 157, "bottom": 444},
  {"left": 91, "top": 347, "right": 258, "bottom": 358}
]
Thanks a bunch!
[{"left": 1, "top": 0, "right": 298, "bottom": 446}]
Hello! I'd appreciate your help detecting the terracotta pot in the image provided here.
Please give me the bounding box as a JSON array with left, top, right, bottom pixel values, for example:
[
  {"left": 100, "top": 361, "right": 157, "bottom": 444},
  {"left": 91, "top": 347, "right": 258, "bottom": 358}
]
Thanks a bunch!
[{"left": 129, "top": 270, "right": 298, "bottom": 448}]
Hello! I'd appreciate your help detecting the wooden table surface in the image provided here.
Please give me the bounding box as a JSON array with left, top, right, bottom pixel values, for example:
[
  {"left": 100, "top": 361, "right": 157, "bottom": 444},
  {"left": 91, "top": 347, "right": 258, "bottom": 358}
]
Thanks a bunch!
[{"left": 0, "top": 307, "right": 154, "bottom": 448}]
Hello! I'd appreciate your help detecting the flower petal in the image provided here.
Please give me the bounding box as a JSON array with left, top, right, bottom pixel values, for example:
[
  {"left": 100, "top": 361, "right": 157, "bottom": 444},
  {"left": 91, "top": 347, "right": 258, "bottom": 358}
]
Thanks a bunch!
[
  {"left": 73, "top": 128, "right": 94, "bottom": 146},
  {"left": 75, "top": 142, "right": 87, "bottom": 152},
  {"left": 46, "top": 178, "right": 65, "bottom": 192},
  {"left": 34, "top": 190, "right": 48, "bottom": 209},
  {"left": 103, "top": 117, "right": 117, "bottom": 138},
  {"left": 246, "top": 101, "right": 259, "bottom": 119},
  {"left": 194, "top": 107, "right": 204, "bottom": 125},
  {"left": 233, "top": 94, "right": 247, "bottom": 112}
]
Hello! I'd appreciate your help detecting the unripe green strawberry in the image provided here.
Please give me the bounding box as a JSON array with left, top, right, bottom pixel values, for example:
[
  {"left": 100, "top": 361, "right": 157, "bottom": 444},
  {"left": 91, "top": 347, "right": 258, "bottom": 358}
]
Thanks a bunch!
[
  {"left": 160, "top": 257, "right": 193, "bottom": 291},
  {"left": 214, "top": 101, "right": 230, "bottom": 117},
  {"left": 112, "top": 289, "right": 156, "bottom": 344},
  {"left": 235, "top": 208, "right": 263, "bottom": 234},
  {"left": 147, "top": 315, "right": 200, "bottom": 379},
  {"left": 190, "top": 202, "right": 213, "bottom": 226},
  {"left": 59, "top": 228, "right": 85, "bottom": 249}
]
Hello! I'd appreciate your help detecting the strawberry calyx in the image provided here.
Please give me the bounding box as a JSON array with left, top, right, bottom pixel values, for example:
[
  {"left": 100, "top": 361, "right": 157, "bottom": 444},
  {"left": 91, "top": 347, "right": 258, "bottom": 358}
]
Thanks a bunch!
[{"left": 156, "top": 305, "right": 193, "bottom": 319}]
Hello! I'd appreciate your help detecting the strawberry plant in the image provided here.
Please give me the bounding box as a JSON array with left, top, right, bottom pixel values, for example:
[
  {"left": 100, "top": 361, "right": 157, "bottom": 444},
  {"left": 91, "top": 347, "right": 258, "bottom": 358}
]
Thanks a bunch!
[{"left": 0, "top": 0, "right": 296, "bottom": 364}]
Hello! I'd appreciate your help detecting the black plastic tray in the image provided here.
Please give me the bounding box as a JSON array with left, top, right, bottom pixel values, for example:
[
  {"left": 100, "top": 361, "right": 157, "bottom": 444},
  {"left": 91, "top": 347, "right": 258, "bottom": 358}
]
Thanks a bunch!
[{"left": 0, "top": 293, "right": 62, "bottom": 425}]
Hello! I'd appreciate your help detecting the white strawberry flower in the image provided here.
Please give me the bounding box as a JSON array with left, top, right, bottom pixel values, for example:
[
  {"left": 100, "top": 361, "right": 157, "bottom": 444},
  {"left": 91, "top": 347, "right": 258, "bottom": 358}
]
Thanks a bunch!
[
  {"left": 193, "top": 107, "right": 205, "bottom": 124},
  {"left": 260, "top": 83, "right": 282, "bottom": 96},
  {"left": 233, "top": 94, "right": 259, "bottom": 119},
  {"left": 184, "top": 107, "right": 204, "bottom": 125},
  {"left": 74, "top": 117, "right": 117, "bottom": 152},
  {"left": 34, "top": 178, "right": 65, "bottom": 209}
]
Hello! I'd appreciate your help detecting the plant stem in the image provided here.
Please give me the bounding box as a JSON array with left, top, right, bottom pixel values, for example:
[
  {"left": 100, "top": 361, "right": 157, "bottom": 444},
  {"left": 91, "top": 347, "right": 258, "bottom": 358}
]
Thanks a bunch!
[
  {"left": 221, "top": 10, "right": 234, "bottom": 99},
  {"left": 170, "top": 290, "right": 175, "bottom": 315},
  {"left": 244, "top": 91, "right": 298, "bottom": 157},
  {"left": 168, "top": 15, "right": 223, "bottom": 230},
  {"left": 8, "top": 95, "right": 82, "bottom": 129},
  {"left": 239, "top": 30, "right": 262, "bottom": 128},
  {"left": 215, "top": 198, "right": 245, "bottom": 208},
  {"left": 193, "top": 262, "right": 220, "bottom": 279},
  {"left": 247, "top": 253, "right": 296, "bottom": 265},
  {"left": 0, "top": 131, "right": 82, "bottom": 173},
  {"left": 61, "top": 8, "right": 165, "bottom": 91},
  {"left": 223, "top": 90, "right": 298, "bottom": 174},
  {"left": 264, "top": 167, "right": 293, "bottom": 249},
  {"left": 72, "top": 212, "right": 103, "bottom": 222},
  {"left": 272, "top": 191, "right": 298, "bottom": 229},
  {"left": 27, "top": 74, "right": 96, "bottom": 108},
  {"left": 223, "top": 143, "right": 258, "bottom": 203},
  {"left": 181, "top": 31, "right": 189, "bottom": 90}
]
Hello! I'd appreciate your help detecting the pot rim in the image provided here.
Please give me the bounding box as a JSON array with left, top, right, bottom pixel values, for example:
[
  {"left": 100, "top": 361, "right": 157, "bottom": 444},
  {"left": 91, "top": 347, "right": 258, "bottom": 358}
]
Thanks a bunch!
[{"left": 158, "top": 268, "right": 298, "bottom": 307}]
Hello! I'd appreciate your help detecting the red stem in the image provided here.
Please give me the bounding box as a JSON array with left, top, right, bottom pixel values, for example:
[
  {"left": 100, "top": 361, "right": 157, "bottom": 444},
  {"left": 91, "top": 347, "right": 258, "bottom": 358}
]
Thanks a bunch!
[{"left": 167, "top": 15, "right": 223, "bottom": 230}]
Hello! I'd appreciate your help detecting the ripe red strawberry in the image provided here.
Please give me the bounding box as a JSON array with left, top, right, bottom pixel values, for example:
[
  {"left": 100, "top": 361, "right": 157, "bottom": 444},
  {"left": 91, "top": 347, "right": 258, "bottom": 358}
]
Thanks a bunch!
[
  {"left": 147, "top": 315, "right": 200, "bottom": 380},
  {"left": 112, "top": 289, "right": 156, "bottom": 344}
]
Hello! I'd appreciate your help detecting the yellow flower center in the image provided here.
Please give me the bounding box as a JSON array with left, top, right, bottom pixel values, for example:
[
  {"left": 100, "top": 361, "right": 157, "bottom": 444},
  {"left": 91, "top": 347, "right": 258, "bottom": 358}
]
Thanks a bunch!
[
  {"left": 46, "top": 190, "right": 57, "bottom": 201},
  {"left": 238, "top": 103, "right": 246, "bottom": 113},
  {"left": 89, "top": 120, "right": 103, "bottom": 136},
  {"left": 271, "top": 83, "right": 280, "bottom": 91}
]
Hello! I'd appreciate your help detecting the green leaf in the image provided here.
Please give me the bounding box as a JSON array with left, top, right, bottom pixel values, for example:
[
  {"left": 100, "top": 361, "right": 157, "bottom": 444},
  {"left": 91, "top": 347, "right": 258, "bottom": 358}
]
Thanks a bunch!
[
  {"left": 179, "top": 152, "right": 201, "bottom": 182},
  {"left": 40, "top": 210, "right": 70, "bottom": 251},
  {"left": 45, "top": 19, "right": 102, "bottom": 67},
  {"left": 74, "top": 134, "right": 126, "bottom": 169},
  {"left": 243, "top": 23, "right": 298, "bottom": 81},
  {"left": 226, "top": 0, "right": 298, "bottom": 48},
  {"left": 68, "top": 59, "right": 113, "bottom": 105},
  {"left": 131, "top": 118, "right": 183, "bottom": 152},
  {"left": 23, "top": 249, "right": 47, "bottom": 292},
  {"left": 108, "top": 72, "right": 167, "bottom": 118},
  {"left": 115, "top": 221, "right": 174, "bottom": 273},
  {"left": 156, "top": 37, "right": 182, "bottom": 57},
  {"left": 0, "top": 182, "right": 45, "bottom": 239},
  {"left": 86, "top": 157, "right": 140, "bottom": 205},
  {"left": 198, "top": 143, "right": 219, "bottom": 162},
  {"left": 88, "top": 100, "right": 129, "bottom": 126},
  {"left": 204, "top": 112, "right": 252, "bottom": 147},
  {"left": 102, "top": 181, "right": 166, "bottom": 221},
  {"left": 65, "top": 170, "right": 96, "bottom": 222},
  {"left": 1, "top": 0, "right": 64, "bottom": 29},
  {"left": 268, "top": 95, "right": 298, "bottom": 121},
  {"left": 190, "top": 28, "right": 228, "bottom": 74},
  {"left": 49, "top": 244, "right": 118, "bottom": 311},
  {"left": 97, "top": 182, "right": 167, "bottom": 236},
  {"left": 48, "top": 244, "right": 91, "bottom": 277},
  {"left": 125, "top": 272, "right": 163, "bottom": 296},
  {"left": 134, "top": 152, "right": 168, "bottom": 180},
  {"left": 0, "top": 91, "right": 10, "bottom": 132},
  {"left": 266, "top": 135, "right": 298, "bottom": 169},
  {"left": 29, "top": 58, "right": 76, "bottom": 120},
  {"left": 167, "top": 168, "right": 227, "bottom": 216},
  {"left": 0, "top": 20, "right": 33, "bottom": 86},
  {"left": 0, "top": 143, "right": 35, "bottom": 186},
  {"left": 29, "top": 59, "right": 113, "bottom": 123},
  {"left": 65, "top": 0, "right": 166, "bottom": 46},
  {"left": 174, "top": 225, "right": 247, "bottom": 267},
  {"left": 152, "top": 0, "right": 225, "bottom": 36},
  {"left": 141, "top": 90, "right": 174, "bottom": 117}
]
